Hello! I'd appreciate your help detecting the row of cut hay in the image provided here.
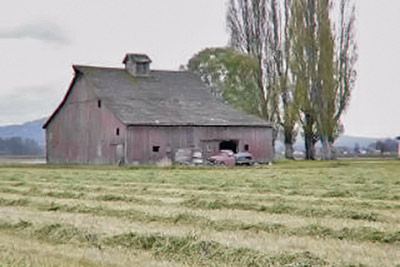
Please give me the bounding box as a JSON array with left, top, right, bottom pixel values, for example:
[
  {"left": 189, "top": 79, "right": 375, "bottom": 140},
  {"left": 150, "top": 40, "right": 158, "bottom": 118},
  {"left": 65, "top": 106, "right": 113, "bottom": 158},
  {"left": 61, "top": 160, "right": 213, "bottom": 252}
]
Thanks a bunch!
[
  {"left": 1, "top": 177, "right": 398, "bottom": 227},
  {"left": 0, "top": 200, "right": 398, "bottom": 266},
  {"left": 1, "top": 194, "right": 399, "bottom": 246}
]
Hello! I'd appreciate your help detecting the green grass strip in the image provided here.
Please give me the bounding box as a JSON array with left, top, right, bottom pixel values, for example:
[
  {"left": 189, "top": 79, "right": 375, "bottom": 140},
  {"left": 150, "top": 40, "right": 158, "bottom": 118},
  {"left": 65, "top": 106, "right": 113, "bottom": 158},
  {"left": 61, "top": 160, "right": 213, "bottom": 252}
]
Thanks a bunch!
[
  {"left": 0, "top": 197, "right": 30, "bottom": 207},
  {"left": 33, "top": 201, "right": 400, "bottom": 245},
  {"left": 182, "top": 197, "right": 379, "bottom": 222},
  {"left": 0, "top": 220, "right": 328, "bottom": 266},
  {"left": 104, "top": 232, "right": 327, "bottom": 266}
]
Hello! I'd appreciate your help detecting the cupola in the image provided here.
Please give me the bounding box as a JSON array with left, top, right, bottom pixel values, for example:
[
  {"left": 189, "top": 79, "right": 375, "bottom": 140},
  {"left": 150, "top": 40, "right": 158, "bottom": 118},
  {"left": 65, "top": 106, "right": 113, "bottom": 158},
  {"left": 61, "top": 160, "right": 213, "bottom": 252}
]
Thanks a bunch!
[{"left": 123, "top": 53, "right": 152, "bottom": 77}]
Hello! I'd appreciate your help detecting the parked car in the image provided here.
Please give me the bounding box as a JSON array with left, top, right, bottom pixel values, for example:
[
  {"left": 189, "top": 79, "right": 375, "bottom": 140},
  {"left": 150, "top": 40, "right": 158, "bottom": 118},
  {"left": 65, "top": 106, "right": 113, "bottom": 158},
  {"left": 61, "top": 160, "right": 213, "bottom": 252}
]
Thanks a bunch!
[
  {"left": 234, "top": 152, "right": 253, "bottom": 165},
  {"left": 208, "top": 150, "right": 235, "bottom": 166}
]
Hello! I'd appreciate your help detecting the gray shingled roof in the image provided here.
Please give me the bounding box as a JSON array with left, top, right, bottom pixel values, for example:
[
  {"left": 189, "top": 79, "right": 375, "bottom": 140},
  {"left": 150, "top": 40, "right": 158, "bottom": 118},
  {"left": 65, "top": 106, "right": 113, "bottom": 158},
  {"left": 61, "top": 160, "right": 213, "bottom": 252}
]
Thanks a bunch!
[{"left": 74, "top": 66, "right": 272, "bottom": 127}]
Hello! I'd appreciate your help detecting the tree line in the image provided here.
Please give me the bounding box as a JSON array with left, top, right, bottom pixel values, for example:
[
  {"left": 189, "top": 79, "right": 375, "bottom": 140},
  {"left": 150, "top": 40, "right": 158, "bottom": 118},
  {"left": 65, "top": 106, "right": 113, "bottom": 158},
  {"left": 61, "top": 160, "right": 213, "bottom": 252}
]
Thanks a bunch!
[
  {"left": 0, "top": 137, "right": 44, "bottom": 155},
  {"left": 189, "top": 0, "right": 357, "bottom": 160}
]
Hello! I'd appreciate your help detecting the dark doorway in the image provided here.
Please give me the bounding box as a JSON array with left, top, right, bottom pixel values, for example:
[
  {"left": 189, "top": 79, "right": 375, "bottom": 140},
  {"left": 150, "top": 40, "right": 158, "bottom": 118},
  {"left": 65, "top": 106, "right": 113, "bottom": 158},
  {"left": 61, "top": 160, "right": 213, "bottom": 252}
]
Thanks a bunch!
[{"left": 219, "top": 140, "right": 238, "bottom": 153}]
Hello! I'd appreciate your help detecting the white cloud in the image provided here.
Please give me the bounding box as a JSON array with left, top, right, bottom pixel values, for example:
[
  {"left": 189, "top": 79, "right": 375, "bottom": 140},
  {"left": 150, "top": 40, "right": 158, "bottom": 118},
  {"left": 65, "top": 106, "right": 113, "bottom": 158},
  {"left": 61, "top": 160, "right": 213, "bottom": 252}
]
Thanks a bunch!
[{"left": 0, "top": 21, "right": 69, "bottom": 44}]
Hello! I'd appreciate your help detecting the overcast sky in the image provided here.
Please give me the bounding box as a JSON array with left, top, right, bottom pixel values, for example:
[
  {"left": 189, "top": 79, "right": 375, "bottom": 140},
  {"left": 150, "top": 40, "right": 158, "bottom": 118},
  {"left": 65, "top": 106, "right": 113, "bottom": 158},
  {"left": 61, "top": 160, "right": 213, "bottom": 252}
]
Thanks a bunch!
[{"left": 0, "top": 0, "right": 399, "bottom": 138}]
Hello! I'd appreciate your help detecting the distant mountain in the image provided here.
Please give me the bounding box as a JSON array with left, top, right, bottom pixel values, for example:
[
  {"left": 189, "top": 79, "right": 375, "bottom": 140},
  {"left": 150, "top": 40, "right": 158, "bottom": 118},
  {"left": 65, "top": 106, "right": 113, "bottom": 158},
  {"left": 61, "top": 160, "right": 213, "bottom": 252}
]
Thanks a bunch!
[
  {"left": 334, "top": 135, "right": 380, "bottom": 149},
  {"left": 0, "top": 118, "right": 47, "bottom": 147},
  {"left": 283, "top": 135, "right": 380, "bottom": 152}
]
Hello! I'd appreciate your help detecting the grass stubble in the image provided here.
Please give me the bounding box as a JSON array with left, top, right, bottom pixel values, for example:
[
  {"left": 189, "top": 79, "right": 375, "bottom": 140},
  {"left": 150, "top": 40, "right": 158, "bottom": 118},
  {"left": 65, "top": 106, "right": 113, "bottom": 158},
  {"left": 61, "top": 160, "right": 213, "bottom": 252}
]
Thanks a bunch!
[{"left": 0, "top": 160, "right": 399, "bottom": 266}]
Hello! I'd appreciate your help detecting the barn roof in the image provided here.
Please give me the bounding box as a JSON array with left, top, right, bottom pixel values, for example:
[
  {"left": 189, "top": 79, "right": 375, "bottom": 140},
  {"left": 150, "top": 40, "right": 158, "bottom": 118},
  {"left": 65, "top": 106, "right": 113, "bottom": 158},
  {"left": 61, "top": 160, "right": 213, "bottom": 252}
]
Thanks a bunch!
[{"left": 44, "top": 65, "right": 272, "bottom": 128}]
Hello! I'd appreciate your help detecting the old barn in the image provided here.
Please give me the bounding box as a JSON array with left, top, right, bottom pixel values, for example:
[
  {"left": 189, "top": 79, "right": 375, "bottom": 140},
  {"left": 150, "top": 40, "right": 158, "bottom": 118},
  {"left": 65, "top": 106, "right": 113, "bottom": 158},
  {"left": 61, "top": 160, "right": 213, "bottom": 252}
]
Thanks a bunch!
[{"left": 43, "top": 54, "right": 274, "bottom": 165}]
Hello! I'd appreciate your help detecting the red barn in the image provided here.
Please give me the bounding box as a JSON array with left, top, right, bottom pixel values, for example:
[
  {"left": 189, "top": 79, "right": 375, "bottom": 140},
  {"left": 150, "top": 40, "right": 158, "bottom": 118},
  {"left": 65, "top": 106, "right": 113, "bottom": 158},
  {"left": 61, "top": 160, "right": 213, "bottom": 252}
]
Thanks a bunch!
[{"left": 43, "top": 54, "right": 274, "bottom": 165}]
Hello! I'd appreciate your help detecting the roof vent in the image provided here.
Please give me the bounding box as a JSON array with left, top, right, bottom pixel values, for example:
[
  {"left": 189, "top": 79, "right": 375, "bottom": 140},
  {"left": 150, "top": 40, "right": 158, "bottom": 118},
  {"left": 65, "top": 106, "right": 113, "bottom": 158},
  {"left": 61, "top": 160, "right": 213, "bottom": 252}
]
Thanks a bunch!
[{"left": 123, "top": 53, "right": 152, "bottom": 77}]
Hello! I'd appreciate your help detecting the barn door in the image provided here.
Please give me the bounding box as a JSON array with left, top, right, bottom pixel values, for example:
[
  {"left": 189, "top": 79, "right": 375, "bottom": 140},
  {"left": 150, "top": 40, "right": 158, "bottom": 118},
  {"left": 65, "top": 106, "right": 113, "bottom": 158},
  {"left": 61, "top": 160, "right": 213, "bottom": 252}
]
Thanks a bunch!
[
  {"left": 115, "top": 144, "right": 124, "bottom": 165},
  {"left": 201, "top": 141, "right": 219, "bottom": 159}
]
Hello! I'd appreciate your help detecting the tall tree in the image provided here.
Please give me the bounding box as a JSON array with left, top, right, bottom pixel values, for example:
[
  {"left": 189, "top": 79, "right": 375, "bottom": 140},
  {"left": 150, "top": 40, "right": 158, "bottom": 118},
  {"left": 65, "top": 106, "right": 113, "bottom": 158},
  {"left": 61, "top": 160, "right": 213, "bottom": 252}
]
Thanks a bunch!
[
  {"left": 227, "top": 0, "right": 280, "bottom": 122},
  {"left": 224, "top": 0, "right": 357, "bottom": 160},
  {"left": 314, "top": 0, "right": 336, "bottom": 160},
  {"left": 228, "top": 0, "right": 299, "bottom": 159},
  {"left": 319, "top": 0, "right": 357, "bottom": 159},
  {"left": 272, "top": 0, "right": 300, "bottom": 160},
  {"left": 289, "top": 0, "right": 357, "bottom": 160},
  {"left": 289, "top": 0, "right": 320, "bottom": 160}
]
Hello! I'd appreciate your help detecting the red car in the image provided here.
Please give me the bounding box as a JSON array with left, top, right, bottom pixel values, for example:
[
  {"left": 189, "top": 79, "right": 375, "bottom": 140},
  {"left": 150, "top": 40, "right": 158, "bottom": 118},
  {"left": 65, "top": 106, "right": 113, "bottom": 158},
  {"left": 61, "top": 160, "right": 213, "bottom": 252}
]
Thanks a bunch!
[{"left": 208, "top": 150, "right": 235, "bottom": 166}]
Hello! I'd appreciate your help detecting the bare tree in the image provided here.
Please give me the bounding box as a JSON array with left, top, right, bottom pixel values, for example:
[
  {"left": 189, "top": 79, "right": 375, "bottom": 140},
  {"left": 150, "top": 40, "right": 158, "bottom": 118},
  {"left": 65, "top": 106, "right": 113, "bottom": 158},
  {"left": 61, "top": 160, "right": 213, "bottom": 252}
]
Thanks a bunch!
[
  {"left": 228, "top": 0, "right": 299, "bottom": 159},
  {"left": 227, "top": 0, "right": 273, "bottom": 121},
  {"left": 274, "top": 0, "right": 300, "bottom": 160}
]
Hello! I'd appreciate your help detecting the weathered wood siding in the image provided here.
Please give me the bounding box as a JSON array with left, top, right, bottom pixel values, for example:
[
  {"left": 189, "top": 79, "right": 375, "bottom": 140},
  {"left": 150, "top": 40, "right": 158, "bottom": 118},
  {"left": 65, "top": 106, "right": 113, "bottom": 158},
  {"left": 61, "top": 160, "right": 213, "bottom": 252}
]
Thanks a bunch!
[
  {"left": 46, "top": 76, "right": 126, "bottom": 164},
  {"left": 126, "top": 126, "right": 273, "bottom": 164}
]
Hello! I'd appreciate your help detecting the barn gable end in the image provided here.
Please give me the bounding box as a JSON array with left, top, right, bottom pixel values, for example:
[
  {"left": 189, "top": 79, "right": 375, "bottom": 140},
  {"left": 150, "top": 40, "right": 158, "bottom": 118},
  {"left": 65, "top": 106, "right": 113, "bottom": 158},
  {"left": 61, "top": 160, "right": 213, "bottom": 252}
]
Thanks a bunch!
[{"left": 44, "top": 68, "right": 126, "bottom": 164}]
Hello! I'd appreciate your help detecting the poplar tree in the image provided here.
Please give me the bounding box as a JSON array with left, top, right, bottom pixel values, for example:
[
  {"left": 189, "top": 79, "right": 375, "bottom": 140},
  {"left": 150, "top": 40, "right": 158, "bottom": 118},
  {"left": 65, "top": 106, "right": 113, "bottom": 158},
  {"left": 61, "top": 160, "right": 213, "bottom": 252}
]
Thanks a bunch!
[
  {"left": 322, "top": 0, "right": 357, "bottom": 159},
  {"left": 289, "top": 0, "right": 319, "bottom": 160},
  {"left": 289, "top": 0, "right": 357, "bottom": 160}
]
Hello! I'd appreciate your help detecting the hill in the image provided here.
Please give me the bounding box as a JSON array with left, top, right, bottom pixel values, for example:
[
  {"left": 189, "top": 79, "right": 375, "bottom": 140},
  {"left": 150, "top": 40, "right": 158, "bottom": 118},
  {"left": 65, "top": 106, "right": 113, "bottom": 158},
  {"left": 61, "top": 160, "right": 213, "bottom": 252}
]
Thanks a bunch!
[
  {"left": 0, "top": 118, "right": 46, "bottom": 147},
  {"left": 277, "top": 135, "right": 380, "bottom": 153},
  {"left": 334, "top": 135, "right": 380, "bottom": 149}
]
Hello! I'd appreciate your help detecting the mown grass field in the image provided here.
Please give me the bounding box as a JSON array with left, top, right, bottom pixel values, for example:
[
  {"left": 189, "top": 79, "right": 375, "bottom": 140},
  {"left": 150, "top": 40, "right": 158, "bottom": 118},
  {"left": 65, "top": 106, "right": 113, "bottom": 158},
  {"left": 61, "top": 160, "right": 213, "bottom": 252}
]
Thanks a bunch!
[{"left": 0, "top": 160, "right": 399, "bottom": 266}]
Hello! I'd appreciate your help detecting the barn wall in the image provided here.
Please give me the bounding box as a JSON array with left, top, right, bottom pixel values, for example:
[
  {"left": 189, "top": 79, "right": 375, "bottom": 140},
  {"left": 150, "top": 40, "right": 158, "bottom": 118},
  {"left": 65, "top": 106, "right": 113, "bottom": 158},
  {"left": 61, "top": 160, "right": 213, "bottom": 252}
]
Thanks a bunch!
[
  {"left": 126, "top": 126, "right": 273, "bottom": 164},
  {"left": 46, "top": 77, "right": 126, "bottom": 164},
  {"left": 195, "top": 126, "right": 273, "bottom": 162}
]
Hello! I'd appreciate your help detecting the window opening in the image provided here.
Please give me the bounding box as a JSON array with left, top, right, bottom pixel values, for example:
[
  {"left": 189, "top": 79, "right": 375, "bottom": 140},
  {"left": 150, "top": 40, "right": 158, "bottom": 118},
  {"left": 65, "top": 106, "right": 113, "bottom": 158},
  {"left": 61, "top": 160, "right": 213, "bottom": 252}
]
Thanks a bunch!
[
  {"left": 219, "top": 140, "right": 238, "bottom": 153},
  {"left": 152, "top": 146, "right": 160, "bottom": 152},
  {"left": 136, "top": 62, "right": 148, "bottom": 74},
  {"left": 98, "top": 100, "right": 102, "bottom": 108},
  {"left": 244, "top": 144, "right": 249, "bottom": 151},
  {"left": 116, "top": 128, "right": 120, "bottom": 136}
]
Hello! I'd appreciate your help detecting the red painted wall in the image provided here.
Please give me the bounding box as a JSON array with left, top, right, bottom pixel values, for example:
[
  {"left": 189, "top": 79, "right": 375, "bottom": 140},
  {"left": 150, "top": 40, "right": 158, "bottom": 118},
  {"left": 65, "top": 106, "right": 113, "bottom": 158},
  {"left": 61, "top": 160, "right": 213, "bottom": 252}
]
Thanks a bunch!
[
  {"left": 46, "top": 76, "right": 126, "bottom": 164},
  {"left": 126, "top": 126, "right": 273, "bottom": 164}
]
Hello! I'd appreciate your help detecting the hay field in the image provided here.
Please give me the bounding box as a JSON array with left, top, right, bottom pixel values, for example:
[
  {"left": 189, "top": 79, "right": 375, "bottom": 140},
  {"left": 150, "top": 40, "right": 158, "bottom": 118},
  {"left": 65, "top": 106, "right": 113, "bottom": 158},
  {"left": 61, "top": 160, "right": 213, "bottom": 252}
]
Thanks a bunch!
[{"left": 0, "top": 160, "right": 399, "bottom": 266}]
